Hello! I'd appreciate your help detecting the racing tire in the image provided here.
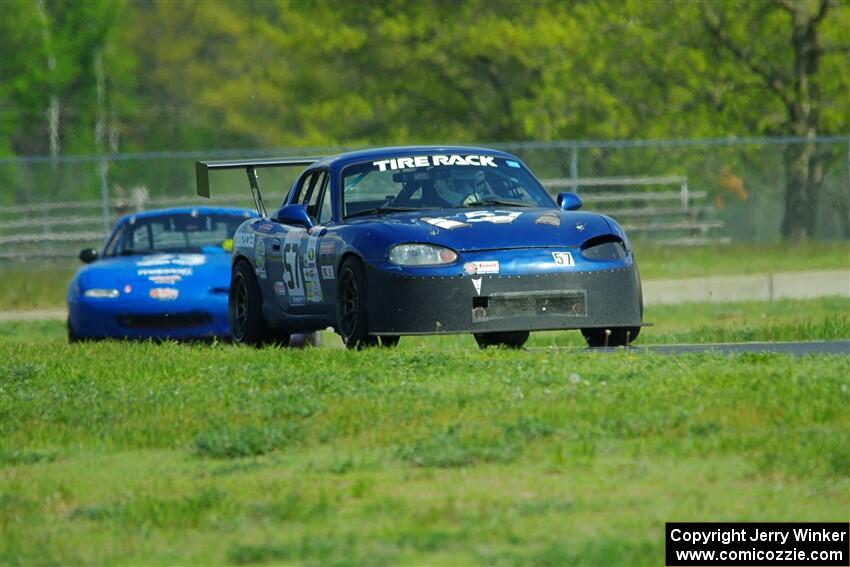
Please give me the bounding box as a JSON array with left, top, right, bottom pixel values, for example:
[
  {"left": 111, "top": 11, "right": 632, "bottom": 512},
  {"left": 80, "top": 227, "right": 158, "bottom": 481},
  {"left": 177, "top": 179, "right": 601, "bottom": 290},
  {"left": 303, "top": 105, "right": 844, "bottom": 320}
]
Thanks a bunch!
[
  {"left": 337, "top": 257, "right": 376, "bottom": 349},
  {"left": 377, "top": 335, "right": 400, "bottom": 348},
  {"left": 473, "top": 331, "right": 529, "bottom": 349},
  {"left": 581, "top": 326, "right": 640, "bottom": 347},
  {"left": 230, "top": 260, "right": 289, "bottom": 347}
]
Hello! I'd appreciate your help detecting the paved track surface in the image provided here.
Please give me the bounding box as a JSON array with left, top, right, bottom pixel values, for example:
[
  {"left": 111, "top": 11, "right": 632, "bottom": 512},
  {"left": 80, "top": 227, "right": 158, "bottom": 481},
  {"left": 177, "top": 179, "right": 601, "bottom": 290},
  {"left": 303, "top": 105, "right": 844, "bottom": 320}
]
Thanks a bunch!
[{"left": 532, "top": 341, "right": 850, "bottom": 356}]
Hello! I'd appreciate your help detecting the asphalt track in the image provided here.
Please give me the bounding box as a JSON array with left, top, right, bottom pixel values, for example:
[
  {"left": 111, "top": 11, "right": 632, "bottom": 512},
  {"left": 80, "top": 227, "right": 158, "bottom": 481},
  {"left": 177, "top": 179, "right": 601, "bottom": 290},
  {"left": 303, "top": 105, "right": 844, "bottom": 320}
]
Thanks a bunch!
[{"left": 532, "top": 340, "right": 850, "bottom": 356}]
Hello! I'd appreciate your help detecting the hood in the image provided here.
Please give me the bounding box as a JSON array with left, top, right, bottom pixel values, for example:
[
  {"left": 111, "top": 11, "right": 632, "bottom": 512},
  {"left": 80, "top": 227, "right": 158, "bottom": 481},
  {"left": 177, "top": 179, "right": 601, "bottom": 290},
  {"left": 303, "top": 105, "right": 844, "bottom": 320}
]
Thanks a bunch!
[
  {"left": 368, "top": 208, "right": 613, "bottom": 252},
  {"left": 78, "top": 252, "right": 231, "bottom": 290}
]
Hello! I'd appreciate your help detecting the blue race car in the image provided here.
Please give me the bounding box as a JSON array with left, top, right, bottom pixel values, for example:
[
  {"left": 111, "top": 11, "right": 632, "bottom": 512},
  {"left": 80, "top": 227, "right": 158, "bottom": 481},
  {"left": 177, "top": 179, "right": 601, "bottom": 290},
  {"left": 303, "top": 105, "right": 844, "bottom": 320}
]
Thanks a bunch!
[
  {"left": 195, "top": 146, "right": 644, "bottom": 349},
  {"left": 67, "top": 206, "right": 255, "bottom": 341}
]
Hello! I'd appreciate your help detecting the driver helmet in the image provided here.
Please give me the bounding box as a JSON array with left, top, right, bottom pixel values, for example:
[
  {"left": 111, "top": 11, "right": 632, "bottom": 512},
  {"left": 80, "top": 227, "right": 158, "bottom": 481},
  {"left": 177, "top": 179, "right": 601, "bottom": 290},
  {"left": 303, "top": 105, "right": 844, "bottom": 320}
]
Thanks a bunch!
[{"left": 434, "top": 176, "right": 475, "bottom": 205}]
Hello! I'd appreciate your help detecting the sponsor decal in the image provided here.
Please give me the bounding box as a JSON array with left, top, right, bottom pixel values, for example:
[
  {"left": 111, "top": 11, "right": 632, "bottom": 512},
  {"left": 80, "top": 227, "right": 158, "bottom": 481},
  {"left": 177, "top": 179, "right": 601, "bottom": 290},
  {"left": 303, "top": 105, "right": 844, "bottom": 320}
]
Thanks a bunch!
[
  {"left": 422, "top": 217, "right": 470, "bottom": 230},
  {"left": 464, "top": 211, "right": 522, "bottom": 224},
  {"left": 137, "top": 267, "right": 192, "bottom": 277},
  {"left": 463, "top": 261, "right": 499, "bottom": 275},
  {"left": 257, "top": 222, "right": 276, "bottom": 232},
  {"left": 319, "top": 241, "right": 336, "bottom": 255},
  {"left": 235, "top": 232, "right": 255, "bottom": 248},
  {"left": 471, "top": 278, "right": 483, "bottom": 295},
  {"left": 321, "top": 265, "right": 335, "bottom": 280},
  {"left": 535, "top": 212, "right": 561, "bottom": 227},
  {"left": 135, "top": 254, "right": 205, "bottom": 267},
  {"left": 304, "top": 236, "right": 322, "bottom": 301},
  {"left": 149, "top": 287, "right": 179, "bottom": 300},
  {"left": 273, "top": 281, "right": 287, "bottom": 296},
  {"left": 575, "top": 223, "right": 585, "bottom": 231},
  {"left": 552, "top": 251, "right": 575, "bottom": 266},
  {"left": 148, "top": 274, "right": 182, "bottom": 285},
  {"left": 254, "top": 239, "right": 266, "bottom": 279},
  {"left": 372, "top": 154, "right": 498, "bottom": 172},
  {"left": 505, "top": 160, "right": 521, "bottom": 168},
  {"left": 123, "top": 284, "right": 133, "bottom": 294}
]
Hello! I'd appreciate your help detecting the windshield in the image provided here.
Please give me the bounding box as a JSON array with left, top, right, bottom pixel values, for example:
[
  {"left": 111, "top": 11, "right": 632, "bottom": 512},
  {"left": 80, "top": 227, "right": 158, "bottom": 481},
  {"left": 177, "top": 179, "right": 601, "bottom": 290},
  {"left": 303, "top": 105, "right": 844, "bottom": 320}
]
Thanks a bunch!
[
  {"left": 105, "top": 213, "right": 249, "bottom": 256},
  {"left": 341, "top": 154, "right": 554, "bottom": 218}
]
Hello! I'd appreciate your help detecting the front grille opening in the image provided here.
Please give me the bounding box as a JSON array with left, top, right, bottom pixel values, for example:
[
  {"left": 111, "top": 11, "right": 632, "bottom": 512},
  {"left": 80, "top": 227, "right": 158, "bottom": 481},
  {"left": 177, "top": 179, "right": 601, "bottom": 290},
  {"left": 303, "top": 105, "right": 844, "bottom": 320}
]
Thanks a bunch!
[
  {"left": 117, "top": 312, "right": 213, "bottom": 329},
  {"left": 471, "top": 290, "right": 587, "bottom": 323}
]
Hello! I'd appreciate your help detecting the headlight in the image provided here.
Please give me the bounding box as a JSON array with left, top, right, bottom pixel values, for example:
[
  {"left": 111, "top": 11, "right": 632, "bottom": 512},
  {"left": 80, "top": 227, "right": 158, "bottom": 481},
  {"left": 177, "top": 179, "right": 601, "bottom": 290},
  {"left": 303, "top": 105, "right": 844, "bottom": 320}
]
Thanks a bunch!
[
  {"left": 388, "top": 244, "right": 458, "bottom": 266},
  {"left": 83, "top": 288, "right": 120, "bottom": 299},
  {"left": 582, "top": 240, "right": 627, "bottom": 261}
]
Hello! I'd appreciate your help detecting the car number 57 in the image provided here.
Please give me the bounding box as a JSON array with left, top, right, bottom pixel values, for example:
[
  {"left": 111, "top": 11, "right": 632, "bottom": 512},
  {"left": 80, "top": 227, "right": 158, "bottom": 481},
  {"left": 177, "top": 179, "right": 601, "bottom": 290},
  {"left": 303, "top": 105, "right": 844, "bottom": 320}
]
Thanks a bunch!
[{"left": 552, "top": 251, "right": 575, "bottom": 266}]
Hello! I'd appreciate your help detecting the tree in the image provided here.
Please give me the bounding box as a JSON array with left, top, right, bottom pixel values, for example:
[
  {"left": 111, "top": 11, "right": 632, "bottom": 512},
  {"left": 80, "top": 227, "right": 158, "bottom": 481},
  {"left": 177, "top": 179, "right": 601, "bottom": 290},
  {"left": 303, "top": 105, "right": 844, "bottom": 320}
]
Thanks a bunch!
[{"left": 698, "top": 0, "right": 849, "bottom": 240}]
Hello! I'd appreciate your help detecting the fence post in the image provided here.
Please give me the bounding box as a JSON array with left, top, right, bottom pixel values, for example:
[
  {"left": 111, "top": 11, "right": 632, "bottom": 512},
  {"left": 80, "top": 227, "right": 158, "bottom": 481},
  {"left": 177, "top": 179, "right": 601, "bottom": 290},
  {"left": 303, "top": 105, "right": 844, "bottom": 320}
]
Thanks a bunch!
[
  {"left": 98, "top": 159, "right": 110, "bottom": 235},
  {"left": 570, "top": 146, "right": 578, "bottom": 193}
]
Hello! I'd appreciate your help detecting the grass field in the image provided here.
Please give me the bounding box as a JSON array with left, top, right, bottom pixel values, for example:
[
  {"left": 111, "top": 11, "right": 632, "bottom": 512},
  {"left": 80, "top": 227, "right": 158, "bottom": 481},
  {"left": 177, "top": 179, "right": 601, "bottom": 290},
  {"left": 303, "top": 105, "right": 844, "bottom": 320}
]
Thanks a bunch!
[
  {"left": 1, "top": 298, "right": 848, "bottom": 565},
  {"left": 1, "top": 241, "right": 847, "bottom": 311}
]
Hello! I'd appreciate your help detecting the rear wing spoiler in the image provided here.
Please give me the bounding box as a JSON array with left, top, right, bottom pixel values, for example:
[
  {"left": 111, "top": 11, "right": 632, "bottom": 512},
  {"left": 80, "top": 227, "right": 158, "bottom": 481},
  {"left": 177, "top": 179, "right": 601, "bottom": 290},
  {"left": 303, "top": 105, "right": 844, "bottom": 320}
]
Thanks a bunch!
[{"left": 195, "top": 157, "right": 323, "bottom": 218}]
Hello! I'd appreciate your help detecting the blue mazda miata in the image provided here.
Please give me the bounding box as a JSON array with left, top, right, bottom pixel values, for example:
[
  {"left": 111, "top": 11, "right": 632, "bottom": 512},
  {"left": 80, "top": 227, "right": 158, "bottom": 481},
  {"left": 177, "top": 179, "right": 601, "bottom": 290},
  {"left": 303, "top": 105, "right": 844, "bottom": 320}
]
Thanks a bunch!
[
  {"left": 196, "top": 146, "right": 644, "bottom": 349},
  {"left": 67, "top": 206, "right": 255, "bottom": 341}
]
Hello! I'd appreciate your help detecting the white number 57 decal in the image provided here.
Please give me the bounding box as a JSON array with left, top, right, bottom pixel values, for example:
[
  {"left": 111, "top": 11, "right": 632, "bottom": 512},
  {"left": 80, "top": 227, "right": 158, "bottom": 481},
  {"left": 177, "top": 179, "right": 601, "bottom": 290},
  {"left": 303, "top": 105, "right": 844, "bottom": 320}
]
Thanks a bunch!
[{"left": 552, "top": 252, "right": 575, "bottom": 266}]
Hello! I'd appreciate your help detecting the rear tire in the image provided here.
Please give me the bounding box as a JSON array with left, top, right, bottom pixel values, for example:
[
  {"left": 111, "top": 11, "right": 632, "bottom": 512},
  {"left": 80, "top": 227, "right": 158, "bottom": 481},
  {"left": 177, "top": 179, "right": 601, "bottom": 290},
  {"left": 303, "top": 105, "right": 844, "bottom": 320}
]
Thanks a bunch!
[
  {"left": 229, "top": 260, "right": 290, "bottom": 347},
  {"left": 337, "top": 257, "right": 376, "bottom": 349},
  {"left": 581, "top": 326, "right": 640, "bottom": 347},
  {"left": 473, "top": 331, "right": 529, "bottom": 349}
]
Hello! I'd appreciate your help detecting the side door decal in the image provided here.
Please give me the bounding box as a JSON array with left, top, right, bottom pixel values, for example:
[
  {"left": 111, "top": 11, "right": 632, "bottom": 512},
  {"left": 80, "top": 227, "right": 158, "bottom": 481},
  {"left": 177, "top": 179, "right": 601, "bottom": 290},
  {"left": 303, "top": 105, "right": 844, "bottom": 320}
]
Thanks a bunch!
[{"left": 282, "top": 230, "right": 306, "bottom": 306}]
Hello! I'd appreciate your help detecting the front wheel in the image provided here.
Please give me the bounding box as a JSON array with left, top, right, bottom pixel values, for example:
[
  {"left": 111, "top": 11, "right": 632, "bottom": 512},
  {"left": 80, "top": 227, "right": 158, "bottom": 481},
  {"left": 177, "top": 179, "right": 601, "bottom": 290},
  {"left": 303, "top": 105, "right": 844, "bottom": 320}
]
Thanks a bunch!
[
  {"left": 67, "top": 318, "right": 82, "bottom": 343},
  {"left": 474, "top": 331, "right": 529, "bottom": 349},
  {"left": 581, "top": 327, "right": 640, "bottom": 347},
  {"left": 337, "top": 257, "right": 376, "bottom": 349}
]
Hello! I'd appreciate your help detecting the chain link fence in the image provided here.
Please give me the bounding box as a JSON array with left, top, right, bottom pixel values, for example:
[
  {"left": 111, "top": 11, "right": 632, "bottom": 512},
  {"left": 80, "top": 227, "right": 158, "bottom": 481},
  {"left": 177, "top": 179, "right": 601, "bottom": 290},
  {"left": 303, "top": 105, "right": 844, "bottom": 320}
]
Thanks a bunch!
[{"left": 1, "top": 136, "right": 848, "bottom": 266}]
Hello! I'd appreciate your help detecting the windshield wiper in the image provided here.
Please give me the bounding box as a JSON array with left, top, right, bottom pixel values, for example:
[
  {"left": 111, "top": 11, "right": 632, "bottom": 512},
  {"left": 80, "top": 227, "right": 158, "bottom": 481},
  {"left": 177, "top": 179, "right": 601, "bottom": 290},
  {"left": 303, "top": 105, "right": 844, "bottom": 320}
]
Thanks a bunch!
[
  {"left": 453, "top": 197, "right": 535, "bottom": 208},
  {"left": 345, "top": 206, "right": 423, "bottom": 219}
]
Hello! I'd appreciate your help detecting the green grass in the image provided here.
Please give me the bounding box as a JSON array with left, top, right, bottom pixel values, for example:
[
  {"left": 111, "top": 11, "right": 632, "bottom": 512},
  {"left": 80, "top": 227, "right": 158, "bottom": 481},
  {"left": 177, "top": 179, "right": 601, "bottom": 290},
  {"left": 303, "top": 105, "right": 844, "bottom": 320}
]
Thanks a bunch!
[
  {"left": 1, "top": 241, "right": 847, "bottom": 310},
  {"left": 633, "top": 240, "right": 849, "bottom": 279},
  {"left": 1, "top": 310, "right": 848, "bottom": 565},
  {"left": 0, "top": 265, "right": 76, "bottom": 311}
]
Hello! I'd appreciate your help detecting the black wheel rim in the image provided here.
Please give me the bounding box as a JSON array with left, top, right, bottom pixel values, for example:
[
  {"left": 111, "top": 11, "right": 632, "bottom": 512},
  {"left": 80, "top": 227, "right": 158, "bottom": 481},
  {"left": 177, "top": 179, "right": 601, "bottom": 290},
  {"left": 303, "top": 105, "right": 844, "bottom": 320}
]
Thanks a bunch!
[
  {"left": 339, "top": 268, "right": 359, "bottom": 338},
  {"left": 231, "top": 272, "right": 249, "bottom": 340}
]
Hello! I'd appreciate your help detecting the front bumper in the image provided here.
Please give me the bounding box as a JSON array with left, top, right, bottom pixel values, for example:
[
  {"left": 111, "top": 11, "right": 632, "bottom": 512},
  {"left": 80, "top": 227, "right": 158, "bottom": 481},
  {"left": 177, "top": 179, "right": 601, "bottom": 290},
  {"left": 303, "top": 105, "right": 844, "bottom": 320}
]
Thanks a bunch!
[
  {"left": 365, "top": 261, "right": 642, "bottom": 335},
  {"left": 68, "top": 295, "right": 229, "bottom": 340}
]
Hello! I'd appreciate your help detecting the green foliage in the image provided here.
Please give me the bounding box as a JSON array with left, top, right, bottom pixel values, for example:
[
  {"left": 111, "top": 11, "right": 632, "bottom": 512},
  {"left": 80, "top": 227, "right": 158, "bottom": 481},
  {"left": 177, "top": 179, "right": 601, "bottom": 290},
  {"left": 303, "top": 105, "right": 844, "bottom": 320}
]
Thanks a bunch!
[{"left": 3, "top": 0, "right": 847, "bottom": 155}]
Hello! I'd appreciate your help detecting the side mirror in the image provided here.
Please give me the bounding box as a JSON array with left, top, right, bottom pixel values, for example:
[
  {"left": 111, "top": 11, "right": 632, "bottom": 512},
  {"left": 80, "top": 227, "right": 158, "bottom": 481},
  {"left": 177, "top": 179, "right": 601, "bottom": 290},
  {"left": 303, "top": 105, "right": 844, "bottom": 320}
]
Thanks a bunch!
[
  {"left": 272, "top": 204, "right": 314, "bottom": 228},
  {"left": 79, "top": 248, "right": 99, "bottom": 263},
  {"left": 556, "top": 192, "right": 582, "bottom": 211}
]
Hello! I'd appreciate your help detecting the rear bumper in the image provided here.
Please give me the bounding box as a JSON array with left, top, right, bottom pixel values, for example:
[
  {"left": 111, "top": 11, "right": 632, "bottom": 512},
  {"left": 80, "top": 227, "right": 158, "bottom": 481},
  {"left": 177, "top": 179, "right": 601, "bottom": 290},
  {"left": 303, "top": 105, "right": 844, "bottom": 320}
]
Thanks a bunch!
[
  {"left": 68, "top": 296, "right": 229, "bottom": 339},
  {"left": 365, "top": 263, "right": 642, "bottom": 335}
]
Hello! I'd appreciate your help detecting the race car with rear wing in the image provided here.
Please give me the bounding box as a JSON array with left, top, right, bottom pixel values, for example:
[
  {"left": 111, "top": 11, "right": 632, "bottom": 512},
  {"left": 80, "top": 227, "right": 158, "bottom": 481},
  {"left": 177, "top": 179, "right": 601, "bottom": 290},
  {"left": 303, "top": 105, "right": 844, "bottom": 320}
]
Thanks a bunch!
[{"left": 195, "top": 146, "right": 644, "bottom": 349}]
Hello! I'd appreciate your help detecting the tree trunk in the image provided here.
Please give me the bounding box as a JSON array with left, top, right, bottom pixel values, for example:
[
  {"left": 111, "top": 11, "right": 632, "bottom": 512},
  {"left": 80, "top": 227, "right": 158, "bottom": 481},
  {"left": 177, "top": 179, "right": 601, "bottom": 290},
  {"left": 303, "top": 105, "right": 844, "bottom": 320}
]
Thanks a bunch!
[
  {"left": 779, "top": 0, "right": 829, "bottom": 241},
  {"left": 781, "top": 140, "right": 822, "bottom": 239}
]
